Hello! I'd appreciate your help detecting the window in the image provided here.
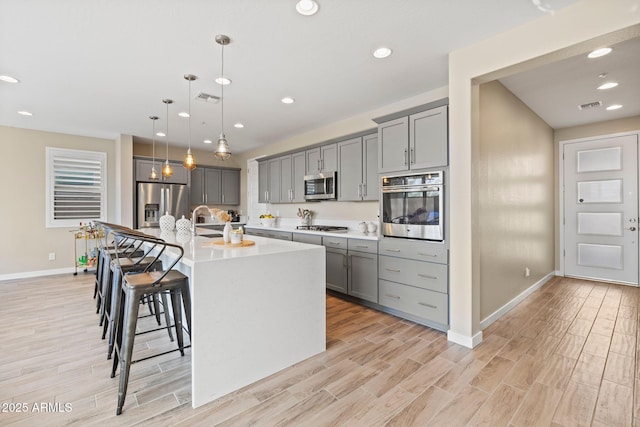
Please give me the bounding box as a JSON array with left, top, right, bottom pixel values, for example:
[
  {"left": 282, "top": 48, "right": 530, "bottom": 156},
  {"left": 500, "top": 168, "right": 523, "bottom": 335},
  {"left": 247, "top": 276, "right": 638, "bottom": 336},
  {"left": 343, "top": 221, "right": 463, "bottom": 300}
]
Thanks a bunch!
[{"left": 46, "top": 147, "right": 107, "bottom": 228}]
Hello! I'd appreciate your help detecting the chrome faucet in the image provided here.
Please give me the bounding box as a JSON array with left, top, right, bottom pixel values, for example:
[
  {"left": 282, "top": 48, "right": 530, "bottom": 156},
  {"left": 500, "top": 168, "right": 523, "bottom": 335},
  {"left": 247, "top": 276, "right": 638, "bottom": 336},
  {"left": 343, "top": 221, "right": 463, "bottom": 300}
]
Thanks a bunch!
[{"left": 191, "top": 205, "right": 212, "bottom": 235}]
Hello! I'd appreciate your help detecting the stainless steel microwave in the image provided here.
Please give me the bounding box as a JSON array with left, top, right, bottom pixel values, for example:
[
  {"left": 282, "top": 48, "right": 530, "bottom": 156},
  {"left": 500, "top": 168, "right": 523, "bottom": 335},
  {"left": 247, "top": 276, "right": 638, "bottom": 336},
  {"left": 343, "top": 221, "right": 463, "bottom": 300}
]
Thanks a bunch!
[{"left": 304, "top": 171, "right": 337, "bottom": 201}]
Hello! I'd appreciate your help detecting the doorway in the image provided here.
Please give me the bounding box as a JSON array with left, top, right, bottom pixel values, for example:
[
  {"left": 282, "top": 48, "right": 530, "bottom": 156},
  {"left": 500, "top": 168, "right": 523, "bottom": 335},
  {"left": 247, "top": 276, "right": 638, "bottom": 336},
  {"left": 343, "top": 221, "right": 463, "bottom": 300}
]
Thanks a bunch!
[{"left": 561, "top": 133, "right": 639, "bottom": 285}]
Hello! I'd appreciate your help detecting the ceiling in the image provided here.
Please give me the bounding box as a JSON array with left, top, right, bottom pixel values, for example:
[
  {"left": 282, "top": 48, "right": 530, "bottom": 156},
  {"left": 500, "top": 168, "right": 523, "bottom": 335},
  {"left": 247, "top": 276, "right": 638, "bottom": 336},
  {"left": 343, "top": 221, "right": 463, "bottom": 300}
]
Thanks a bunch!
[{"left": 6, "top": 0, "right": 632, "bottom": 155}]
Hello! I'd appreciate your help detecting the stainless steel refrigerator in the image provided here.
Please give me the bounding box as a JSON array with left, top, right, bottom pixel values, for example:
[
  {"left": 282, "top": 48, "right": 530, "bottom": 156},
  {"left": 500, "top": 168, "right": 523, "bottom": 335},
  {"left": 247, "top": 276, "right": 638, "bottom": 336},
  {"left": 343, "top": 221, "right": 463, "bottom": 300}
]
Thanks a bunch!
[{"left": 137, "top": 182, "right": 189, "bottom": 228}]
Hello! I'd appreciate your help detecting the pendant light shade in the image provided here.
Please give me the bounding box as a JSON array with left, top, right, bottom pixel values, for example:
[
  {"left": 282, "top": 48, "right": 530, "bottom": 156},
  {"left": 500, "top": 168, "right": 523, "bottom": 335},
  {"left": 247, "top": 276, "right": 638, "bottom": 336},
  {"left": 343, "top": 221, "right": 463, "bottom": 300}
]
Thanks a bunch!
[
  {"left": 214, "top": 34, "right": 232, "bottom": 161},
  {"left": 183, "top": 74, "right": 197, "bottom": 170},
  {"left": 162, "top": 98, "right": 174, "bottom": 178},
  {"left": 149, "top": 115, "right": 159, "bottom": 180}
]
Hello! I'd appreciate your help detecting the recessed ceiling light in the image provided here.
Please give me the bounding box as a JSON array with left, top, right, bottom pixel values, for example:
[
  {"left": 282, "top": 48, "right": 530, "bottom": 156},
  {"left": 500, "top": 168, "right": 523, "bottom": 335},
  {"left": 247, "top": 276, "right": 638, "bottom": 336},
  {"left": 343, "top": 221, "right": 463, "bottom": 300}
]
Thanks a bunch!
[
  {"left": 156, "top": 132, "right": 166, "bottom": 137},
  {"left": 203, "top": 139, "right": 213, "bottom": 144},
  {"left": 234, "top": 123, "right": 244, "bottom": 128},
  {"left": 0, "top": 75, "right": 20, "bottom": 83},
  {"left": 597, "top": 82, "right": 618, "bottom": 90},
  {"left": 178, "top": 112, "right": 190, "bottom": 118},
  {"left": 588, "top": 47, "right": 612, "bottom": 58},
  {"left": 17, "top": 110, "right": 32, "bottom": 116},
  {"left": 281, "top": 97, "right": 295, "bottom": 104},
  {"left": 215, "top": 77, "right": 231, "bottom": 85},
  {"left": 606, "top": 104, "right": 623, "bottom": 110},
  {"left": 296, "top": 0, "right": 319, "bottom": 16},
  {"left": 373, "top": 47, "right": 392, "bottom": 59}
]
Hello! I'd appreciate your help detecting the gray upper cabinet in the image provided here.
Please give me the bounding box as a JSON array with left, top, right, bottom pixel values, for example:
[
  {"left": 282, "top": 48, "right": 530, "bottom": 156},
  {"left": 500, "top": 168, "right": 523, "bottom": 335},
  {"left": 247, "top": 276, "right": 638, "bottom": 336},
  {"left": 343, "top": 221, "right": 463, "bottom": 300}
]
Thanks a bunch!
[
  {"left": 258, "top": 158, "right": 281, "bottom": 203},
  {"left": 410, "top": 106, "right": 448, "bottom": 170},
  {"left": 338, "top": 134, "right": 378, "bottom": 201},
  {"left": 221, "top": 169, "right": 240, "bottom": 205},
  {"left": 338, "top": 137, "right": 362, "bottom": 201},
  {"left": 135, "top": 159, "right": 188, "bottom": 184},
  {"left": 378, "top": 105, "right": 448, "bottom": 173},
  {"left": 306, "top": 143, "right": 338, "bottom": 174},
  {"left": 378, "top": 117, "right": 409, "bottom": 174},
  {"left": 192, "top": 167, "right": 240, "bottom": 206},
  {"left": 279, "top": 152, "right": 306, "bottom": 203}
]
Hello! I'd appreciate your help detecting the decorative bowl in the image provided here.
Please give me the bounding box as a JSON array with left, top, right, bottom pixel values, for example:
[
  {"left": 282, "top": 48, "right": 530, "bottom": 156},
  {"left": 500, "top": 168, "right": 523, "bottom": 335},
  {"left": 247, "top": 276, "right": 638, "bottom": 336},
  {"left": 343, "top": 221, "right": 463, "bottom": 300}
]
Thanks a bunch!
[{"left": 261, "top": 217, "right": 275, "bottom": 227}]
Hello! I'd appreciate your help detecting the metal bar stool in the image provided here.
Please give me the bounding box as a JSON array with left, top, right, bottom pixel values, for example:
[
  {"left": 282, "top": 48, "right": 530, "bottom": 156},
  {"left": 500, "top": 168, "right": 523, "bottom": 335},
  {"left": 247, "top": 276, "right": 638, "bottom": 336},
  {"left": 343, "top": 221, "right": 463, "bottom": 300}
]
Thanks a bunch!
[
  {"left": 102, "top": 229, "right": 171, "bottom": 360},
  {"left": 109, "top": 230, "right": 191, "bottom": 416}
]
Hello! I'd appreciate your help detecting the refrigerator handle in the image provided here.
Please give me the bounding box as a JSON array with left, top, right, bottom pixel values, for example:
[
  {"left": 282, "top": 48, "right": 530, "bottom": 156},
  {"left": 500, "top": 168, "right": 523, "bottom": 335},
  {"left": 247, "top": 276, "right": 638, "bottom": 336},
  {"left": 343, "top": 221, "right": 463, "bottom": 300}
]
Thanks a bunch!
[
  {"left": 160, "top": 186, "right": 165, "bottom": 215},
  {"left": 166, "top": 188, "right": 172, "bottom": 215}
]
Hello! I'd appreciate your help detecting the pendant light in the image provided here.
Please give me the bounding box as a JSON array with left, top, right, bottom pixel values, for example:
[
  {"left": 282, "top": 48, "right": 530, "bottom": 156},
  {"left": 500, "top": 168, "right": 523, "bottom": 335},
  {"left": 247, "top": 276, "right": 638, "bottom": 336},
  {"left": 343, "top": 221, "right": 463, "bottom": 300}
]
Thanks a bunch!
[
  {"left": 183, "top": 74, "right": 197, "bottom": 170},
  {"left": 214, "top": 34, "right": 232, "bottom": 161},
  {"left": 149, "top": 115, "right": 159, "bottom": 180},
  {"left": 162, "top": 98, "right": 174, "bottom": 178}
]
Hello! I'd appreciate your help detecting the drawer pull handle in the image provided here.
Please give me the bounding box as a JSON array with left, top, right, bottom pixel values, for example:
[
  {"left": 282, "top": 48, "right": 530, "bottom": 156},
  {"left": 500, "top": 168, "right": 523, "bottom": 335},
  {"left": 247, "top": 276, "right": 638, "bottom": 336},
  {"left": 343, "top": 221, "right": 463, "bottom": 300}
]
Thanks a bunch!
[
  {"left": 327, "top": 241, "right": 342, "bottom": 245},
  {"left": 418, "top": 252, "right": 438, "bottom": 257},
  {"left": 356, "top": 245, "right": 368, "bottom": 248},
  {"left": 385, "top": 268, "right": 401, "bottom": 272},
  {"left": 418, "top": 302, "right": 437, "bottom": 309},
  {"left": 417, "top": 274, "right": 437, "bottom": 280},
  {"left": 385, "top": 293, "right": 401, "bottom": 299},
  {"left": 385, "top": 248, "right": 401, "bottom": 252}
]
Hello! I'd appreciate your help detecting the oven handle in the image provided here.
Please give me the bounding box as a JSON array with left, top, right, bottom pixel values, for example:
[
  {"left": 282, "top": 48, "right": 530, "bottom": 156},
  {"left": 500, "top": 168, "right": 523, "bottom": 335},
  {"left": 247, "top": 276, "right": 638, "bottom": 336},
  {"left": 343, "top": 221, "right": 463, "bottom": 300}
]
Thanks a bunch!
[{"left": 382, "top": 185, "right": 441, "bottom": 193}]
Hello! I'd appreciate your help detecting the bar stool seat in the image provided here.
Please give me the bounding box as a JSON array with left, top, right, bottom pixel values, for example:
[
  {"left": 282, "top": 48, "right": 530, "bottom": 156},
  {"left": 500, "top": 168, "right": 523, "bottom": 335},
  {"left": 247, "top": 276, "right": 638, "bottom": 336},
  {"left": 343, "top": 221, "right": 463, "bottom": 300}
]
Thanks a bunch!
[{"left": 109, "top": 230, "right": 191, "bottom": 416}]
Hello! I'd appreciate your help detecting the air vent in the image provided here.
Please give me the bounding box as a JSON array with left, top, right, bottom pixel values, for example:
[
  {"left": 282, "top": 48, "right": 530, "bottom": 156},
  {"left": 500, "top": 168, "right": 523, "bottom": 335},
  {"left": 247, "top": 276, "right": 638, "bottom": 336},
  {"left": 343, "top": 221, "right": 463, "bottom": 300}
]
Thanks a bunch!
[
  {"left": 578, "top": 101, "right": 603, "bottom": 110},
  {"left": 195, "top": 92, "right": 220, "bottom": 103}
]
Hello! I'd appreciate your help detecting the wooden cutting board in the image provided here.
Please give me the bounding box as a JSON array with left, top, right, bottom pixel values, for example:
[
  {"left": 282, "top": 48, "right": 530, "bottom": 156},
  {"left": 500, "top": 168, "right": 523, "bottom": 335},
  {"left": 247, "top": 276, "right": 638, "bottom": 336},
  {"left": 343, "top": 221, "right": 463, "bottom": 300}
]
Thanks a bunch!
[{"left": 202, "top": 239, "right": 256, "bottom": 247}]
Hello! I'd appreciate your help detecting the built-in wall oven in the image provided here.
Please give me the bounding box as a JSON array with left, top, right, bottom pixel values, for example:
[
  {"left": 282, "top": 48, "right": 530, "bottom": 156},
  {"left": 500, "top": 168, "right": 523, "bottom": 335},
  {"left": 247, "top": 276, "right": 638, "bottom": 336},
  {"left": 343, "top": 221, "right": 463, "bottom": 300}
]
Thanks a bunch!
[{"left": 381, "top": 171, "right": 444, "bottom": 241}]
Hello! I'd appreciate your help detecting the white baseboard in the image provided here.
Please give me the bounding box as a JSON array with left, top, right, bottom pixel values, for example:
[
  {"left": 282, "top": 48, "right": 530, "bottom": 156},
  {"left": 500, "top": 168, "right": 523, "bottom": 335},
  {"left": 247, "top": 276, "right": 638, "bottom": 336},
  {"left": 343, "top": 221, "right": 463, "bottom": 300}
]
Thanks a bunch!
[
  {"left": 447, "top": 329, "right": 483, "bottom": 349},
  {"left": 480, "top": 271, "right": 556, "bottom": 330},
  {"left": 0, "top": 267, "right": 78, "bottom": 282}
]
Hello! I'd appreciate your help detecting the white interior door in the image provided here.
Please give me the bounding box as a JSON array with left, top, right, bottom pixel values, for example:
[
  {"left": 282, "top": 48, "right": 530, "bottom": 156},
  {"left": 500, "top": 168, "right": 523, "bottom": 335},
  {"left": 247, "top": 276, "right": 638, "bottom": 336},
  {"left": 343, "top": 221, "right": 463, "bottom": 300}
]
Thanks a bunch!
[{"left": 564, "top": 134, "right": 639, "bottom": 285}]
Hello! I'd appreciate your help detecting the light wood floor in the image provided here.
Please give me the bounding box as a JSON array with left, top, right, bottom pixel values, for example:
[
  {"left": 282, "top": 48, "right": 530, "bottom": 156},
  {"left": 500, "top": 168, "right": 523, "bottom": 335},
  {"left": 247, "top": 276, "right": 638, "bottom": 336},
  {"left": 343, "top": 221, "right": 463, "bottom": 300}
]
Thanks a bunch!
[{"left": 0, "top": 274, "right": 638, "bottom": 426}]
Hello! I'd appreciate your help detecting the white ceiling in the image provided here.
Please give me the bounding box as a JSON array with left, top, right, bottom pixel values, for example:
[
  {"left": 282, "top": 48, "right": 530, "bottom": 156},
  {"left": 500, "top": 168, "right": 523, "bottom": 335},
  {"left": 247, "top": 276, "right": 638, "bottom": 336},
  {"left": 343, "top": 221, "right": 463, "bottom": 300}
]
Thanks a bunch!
[{"left": 4, "top": 0, "right": 621, "bottom": 155}]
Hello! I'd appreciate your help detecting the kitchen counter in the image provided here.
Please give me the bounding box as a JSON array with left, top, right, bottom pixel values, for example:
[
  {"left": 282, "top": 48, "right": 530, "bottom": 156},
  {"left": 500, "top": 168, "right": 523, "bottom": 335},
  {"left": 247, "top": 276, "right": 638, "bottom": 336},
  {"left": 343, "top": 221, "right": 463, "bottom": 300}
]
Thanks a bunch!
[
  {"left": 244, "top": 223, "right": 380, "bottom": 241},
  {"left": 138, "top": 228, "right": 326, "bottom": 408}
]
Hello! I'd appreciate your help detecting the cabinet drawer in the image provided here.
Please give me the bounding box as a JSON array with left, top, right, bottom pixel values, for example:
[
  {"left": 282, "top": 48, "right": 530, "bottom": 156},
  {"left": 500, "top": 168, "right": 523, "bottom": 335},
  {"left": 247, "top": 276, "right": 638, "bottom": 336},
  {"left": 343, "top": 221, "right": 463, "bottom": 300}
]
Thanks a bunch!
[
  {"left": 379, "top": 238, "right": 447, "bottom": 264},
  {"left": 348, "top": 238, "right": 378, "bottom": 254},
  {"left": 378, "top": 255, "right": 447, "bottom": 293},
  {"left": 323, "top": 237, "right": 348, "bottom": 250},
  {"left": 293, "top": 233, "right": 322, "bottom": 245},
  {"left": 379, "top": 279, "right": 448, "bottom": 325}
]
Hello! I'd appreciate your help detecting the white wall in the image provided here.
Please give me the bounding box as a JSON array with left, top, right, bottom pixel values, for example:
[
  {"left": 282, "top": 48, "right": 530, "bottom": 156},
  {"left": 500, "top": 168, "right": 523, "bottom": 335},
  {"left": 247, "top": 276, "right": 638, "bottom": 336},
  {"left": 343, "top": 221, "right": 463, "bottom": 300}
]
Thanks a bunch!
[{"left": 448, "top": 0, "right": 640, "bottom": 347}]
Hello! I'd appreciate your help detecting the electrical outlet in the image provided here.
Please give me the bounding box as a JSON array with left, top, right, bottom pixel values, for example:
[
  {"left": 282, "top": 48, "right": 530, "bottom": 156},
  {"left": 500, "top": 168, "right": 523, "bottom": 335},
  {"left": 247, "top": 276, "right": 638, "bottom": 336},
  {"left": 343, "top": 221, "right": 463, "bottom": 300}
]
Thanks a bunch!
[
  {"left": 525, "top": 267, "right": 530, "bottom": 277},
  {"left": 49, "top": 252, "right": 56, "bottom": 261}
]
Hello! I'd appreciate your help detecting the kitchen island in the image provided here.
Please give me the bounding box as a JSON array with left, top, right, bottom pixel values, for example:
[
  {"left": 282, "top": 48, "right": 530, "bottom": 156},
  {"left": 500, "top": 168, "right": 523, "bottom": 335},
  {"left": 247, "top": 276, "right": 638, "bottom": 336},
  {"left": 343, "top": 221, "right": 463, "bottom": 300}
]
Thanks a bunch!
[{"left": 139, "top": 228, "right": 326, "bottom": 408}]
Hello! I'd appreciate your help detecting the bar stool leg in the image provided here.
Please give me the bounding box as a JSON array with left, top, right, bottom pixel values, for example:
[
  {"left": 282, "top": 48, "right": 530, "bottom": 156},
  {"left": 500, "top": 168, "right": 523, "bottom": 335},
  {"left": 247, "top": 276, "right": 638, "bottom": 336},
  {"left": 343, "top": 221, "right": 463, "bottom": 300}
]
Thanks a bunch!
[
  {"left": 116, "top": 288, "right": 142, "bottom": 415},
  {"left": 169, "top": 289, "right": 185, "bottom": 356},
  {"left": 180, "top": 282, "right": 192, "bottom": 336},
  {"left": 160, "top": 292, "right": 174, "bottom": 342}
]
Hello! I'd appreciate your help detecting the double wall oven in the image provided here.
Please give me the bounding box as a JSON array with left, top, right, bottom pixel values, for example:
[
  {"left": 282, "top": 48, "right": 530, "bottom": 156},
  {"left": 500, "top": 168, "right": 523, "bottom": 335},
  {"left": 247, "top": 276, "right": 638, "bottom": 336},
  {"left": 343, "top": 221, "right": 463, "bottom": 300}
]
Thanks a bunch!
[{"left": 381, "top": 171, "right": 444, "bottom": 241}]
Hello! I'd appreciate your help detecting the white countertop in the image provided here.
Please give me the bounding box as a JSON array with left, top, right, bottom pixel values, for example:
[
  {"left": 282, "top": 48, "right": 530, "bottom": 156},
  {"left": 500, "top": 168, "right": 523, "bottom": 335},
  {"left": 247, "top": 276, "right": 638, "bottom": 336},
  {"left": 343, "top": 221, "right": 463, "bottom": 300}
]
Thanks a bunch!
[
  {"left": 243, "top": 224, "right": 380, "bottom": 241},
  {"left": 138, "top": 227, "right": 323, "bottom": 267}
]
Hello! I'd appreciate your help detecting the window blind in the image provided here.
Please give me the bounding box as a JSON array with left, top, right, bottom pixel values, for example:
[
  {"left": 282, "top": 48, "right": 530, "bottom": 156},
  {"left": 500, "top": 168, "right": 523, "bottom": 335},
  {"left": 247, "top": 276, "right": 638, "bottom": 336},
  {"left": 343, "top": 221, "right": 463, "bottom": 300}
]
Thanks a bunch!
[{"left": 46, "top": 147, "right": 106, "bottom": 227}]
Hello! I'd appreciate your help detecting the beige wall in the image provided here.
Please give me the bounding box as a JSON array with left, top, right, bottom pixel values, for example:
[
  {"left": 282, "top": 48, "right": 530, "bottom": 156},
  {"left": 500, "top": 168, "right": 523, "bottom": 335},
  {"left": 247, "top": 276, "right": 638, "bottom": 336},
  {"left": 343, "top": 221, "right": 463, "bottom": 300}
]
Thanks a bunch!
[
  {"left": 553, "top": 115, "right": 640, "bottom": 270},
  {"left": 449, "top": 1, "right": 639, "bottom": 346},
  {"left": 477, "top": 81, "right": 555, "bottom": 320},
  {"left": 0, "top": 126, "right": 117, "bottom": 278}
]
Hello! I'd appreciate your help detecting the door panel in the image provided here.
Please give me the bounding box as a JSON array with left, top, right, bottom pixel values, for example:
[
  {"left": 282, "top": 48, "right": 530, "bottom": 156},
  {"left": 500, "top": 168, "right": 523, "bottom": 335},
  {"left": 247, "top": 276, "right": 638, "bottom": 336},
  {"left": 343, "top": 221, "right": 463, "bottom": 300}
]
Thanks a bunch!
[{"left": 564, "top": 134, "right": 638, "bottom": 284}]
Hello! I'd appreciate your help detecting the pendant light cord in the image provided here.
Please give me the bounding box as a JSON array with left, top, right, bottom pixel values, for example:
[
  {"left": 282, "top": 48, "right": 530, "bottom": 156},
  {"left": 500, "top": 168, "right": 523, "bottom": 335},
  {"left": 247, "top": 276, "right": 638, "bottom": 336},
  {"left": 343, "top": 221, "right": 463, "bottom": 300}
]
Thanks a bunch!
[
  {"left": 188, "top": 78, "right": 192, "bottom": 150},
  {"left": 221, "top": 41, "right": 224, "bottom": 135},
  {"left": 166, "top": 101, "right": 169, "bottom": 161}
]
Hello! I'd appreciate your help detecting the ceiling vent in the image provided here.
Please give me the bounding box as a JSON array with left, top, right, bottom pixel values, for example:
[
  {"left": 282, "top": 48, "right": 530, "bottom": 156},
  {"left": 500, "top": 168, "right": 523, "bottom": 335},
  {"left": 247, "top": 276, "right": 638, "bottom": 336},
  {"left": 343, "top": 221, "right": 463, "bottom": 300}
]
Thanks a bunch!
[
  {"left": 195, "top": 92, "right": 220, "bottom": 103},
  {"left": 578, "top": 101, "right": 603, "bottom": 110}
]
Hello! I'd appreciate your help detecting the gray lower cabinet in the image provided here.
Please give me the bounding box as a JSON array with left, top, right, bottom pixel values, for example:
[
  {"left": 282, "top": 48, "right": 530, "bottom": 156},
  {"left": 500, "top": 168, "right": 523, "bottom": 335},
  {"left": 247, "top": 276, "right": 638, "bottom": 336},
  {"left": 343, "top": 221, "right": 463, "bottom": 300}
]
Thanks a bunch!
[
  {"left": 135, "top": 159, "right": 188, "bottom": 184},
  {"left": 378, "top": 237, "right": 448, "bottom": 329},
  {"left": 292, "top": 233, "right": 322, "bottom": 245},
  {"left": 338, "top": 134, "right": 378, "bottom": 201},
  {"left": 325, "top": 237, "right": 378, "bottom": 303},
  {"left": 244, "top": 227, "right": 292, "bottom": 241}
]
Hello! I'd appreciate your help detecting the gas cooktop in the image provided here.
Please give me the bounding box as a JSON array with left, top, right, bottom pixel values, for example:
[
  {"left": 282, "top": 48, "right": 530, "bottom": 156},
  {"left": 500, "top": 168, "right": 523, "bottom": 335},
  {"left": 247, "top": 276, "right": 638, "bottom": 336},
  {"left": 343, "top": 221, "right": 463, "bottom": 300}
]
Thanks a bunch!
[{"left": 296, "top": 225, "right": 349, "bottom": 233}]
